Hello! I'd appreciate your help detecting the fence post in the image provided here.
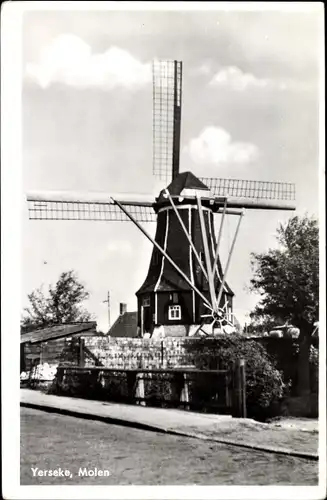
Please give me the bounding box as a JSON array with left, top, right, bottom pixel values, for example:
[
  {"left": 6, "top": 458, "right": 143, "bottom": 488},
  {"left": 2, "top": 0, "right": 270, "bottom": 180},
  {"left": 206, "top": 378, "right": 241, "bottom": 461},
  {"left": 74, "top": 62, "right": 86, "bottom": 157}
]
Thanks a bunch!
[
  {"left": 180, "top": 372, "right": 190, "bottom": 410},
  {"left": 135, "top": 371, "right": 146, "bottom": 406},
  {"left": 56, "top": 366, "right": 64, "bottom": 391},
  {"left": 79, "top": 338, "right": 85, "bottom": 367},
  {"left": 233, "top": 359, "right": 246, "bottom": 418},
  {"left": 127, "top": 371, "right": 137, "bottom": 403},
  {"left": 161, "top": 340, "right": 164, "bottom": 367},
  {"left": 225, "top": 371, "right": 231, "bottom": 409},
  {"left": 135, "top": 356, "right": 145, "bottom": 406},
  {"left": 240, "top": 359, "right": 247, "bottom": 418}
]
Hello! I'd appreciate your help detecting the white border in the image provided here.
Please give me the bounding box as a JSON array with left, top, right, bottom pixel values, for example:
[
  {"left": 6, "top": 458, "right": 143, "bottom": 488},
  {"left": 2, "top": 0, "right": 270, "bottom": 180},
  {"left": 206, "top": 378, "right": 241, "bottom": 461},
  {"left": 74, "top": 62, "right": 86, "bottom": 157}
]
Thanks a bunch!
[
  {"left": 6, "top": 1, "right": 323, "bottom": 13},
  {"left": 1, "top": 2, "right": 23, "bottom": 497},
  {"left": 1, "top": 2, "right": 325, "bottom": 499},
  {"left": 317, "top": 6, "right": 326, "bottom": 489}
]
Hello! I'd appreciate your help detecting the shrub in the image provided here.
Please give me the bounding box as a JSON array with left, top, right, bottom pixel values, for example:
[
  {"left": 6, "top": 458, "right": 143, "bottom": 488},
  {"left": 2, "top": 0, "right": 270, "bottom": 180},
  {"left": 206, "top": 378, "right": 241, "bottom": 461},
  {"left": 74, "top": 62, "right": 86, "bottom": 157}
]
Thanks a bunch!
[
  {"left": 53, "top": 370, "right": 131, "bottom": 402},
  {"left": 309, "top": 344, "right": 319, "bottom": 394},
  {"left": 184, "top": 335, "right": 285, "bottom": 421},
  {"left": 254, "top": 337, "right": 319, "bottom": 396},
  {"left": 144, "top": 373, "right": 175, "bottom": 407}
]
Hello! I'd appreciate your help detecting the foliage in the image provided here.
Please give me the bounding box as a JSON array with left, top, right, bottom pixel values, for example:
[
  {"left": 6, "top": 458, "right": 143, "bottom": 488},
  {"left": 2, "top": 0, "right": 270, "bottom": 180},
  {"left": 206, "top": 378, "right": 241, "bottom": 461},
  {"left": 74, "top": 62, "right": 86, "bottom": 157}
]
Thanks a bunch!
[
  {"left": 257, "top": 338, "right": 318, "bottom": 395},
  {"left": 52, "top": 369, "right": 177, "bottom": 407},
  {"left": 249, "top": 215, "right": 319, "bottom": 395},
  {"left": 245, "top": 314, "right": 285, "bottom": 335},
  {"left": 309, "top": 345, "right": 319, "bottom": 394},
  {"left": 144, "top": 374, "right": 176, "bottom": 407},
  {"left": 249, "top": 215, "right": 318, "bottom": 331},
  {"left": 21, "top": 270, "right": 93, "bottom": 330},
  {"left": 184, "top": 335, "right": 285, "bottom": 421}
]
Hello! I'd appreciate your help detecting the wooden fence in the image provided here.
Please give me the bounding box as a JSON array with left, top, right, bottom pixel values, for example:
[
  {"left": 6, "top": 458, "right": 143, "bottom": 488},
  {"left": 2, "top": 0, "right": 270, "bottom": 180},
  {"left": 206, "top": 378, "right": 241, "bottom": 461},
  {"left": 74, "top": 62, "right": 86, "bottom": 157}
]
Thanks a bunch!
[{"left": 55, "top": 360, "right": 247, "bottom": 418}]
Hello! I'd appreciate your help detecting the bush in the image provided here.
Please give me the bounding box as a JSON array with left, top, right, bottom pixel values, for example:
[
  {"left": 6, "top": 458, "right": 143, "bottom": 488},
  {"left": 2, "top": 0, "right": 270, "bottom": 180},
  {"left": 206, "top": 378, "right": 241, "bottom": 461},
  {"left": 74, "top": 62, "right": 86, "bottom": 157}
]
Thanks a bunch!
[
  {"left": 254, "top": 338, "right": 319, "bottom": 396},
  {"left": 144, "top": 373, "right": 175, "bottom": 407},
  {"left": 53, "top": 370, "right": 131, "bottom": 402},
  {"left": 309, "top": 344, "right": 319, "bottom": 394},
  {"left": 52, "top": 369, "right": 176, "bottom": 406},
  {"left": 184, "top": 335, "right": 285, "bottom": 421}
]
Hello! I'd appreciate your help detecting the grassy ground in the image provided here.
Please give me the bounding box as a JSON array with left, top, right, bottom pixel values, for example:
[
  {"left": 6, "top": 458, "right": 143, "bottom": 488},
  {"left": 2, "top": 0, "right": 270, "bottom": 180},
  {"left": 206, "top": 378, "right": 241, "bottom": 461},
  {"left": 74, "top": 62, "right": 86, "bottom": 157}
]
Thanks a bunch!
[{"left": 21, "top": 407, "right": 318, "bottom": 486}]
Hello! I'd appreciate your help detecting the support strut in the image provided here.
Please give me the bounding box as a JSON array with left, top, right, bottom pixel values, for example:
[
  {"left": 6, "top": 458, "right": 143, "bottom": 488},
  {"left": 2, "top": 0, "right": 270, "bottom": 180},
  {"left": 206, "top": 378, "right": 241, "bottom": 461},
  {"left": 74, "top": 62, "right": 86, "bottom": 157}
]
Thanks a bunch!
[
  {"left": 112, "top": 197, "right": 212, "bottom": 310},
  {"left": 164, "top": 189, "right": 208, "bottom": 281},
  {"left": 196, "top": 194, "right": 217, "bottom": 312},
  {"left": 216, "top": 210, "right": 244, "bottom": 308}
]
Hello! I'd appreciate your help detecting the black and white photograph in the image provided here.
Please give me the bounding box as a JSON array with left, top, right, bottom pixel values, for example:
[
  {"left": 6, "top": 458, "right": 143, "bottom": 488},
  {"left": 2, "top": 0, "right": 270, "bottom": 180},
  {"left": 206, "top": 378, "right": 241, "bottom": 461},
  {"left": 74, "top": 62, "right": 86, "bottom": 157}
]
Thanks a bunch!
[{"left": 1, "top": 1, "right": 325, "bottom": 499}]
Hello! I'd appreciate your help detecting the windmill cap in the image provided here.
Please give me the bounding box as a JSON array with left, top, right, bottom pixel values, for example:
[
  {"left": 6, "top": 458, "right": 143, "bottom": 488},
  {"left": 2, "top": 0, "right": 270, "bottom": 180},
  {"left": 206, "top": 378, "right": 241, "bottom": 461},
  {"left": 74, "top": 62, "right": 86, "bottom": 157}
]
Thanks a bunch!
[{"left": 156, "top": 171, "right": 213, "bottom": 206}]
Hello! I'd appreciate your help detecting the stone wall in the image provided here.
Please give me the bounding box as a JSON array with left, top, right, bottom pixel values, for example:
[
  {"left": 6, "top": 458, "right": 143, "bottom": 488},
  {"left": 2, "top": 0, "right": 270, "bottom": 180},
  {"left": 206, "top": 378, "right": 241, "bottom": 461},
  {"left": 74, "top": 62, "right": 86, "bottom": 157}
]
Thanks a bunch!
[
  {"left": 83, "top": 336, "right": 195, "bottom": 369},
  {"left": 23, "top": 335, "right": 319, "bottom": 382}
]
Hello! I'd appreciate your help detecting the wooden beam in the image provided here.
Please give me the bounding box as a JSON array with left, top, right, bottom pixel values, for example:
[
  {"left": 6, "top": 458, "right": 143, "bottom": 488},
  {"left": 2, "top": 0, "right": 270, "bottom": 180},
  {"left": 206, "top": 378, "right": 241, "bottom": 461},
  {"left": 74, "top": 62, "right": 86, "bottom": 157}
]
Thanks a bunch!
[
  {"left": 196, "top": 194, "right": 217, "bottom": 312},
  {"left": 165, "top": 189, "right": 208, "bottom": 281},
  {"left": 233, "top": 359, "right": 247, "bottom": 418},
  {"left": 26, "top": 191, "right": 154, "bottom": 207},
  {"left": 214, "top": 197, "right": 295, "bottom": 211},
  {"left": 212, "top": 198, "right": 227, "bottom": 280},
  {"left": 172, "top": 61, "right": 182, "bottom": 180},
  {"left": 216, "top": 211, "right": 244, "bottom": 308},
  {"left": 113, "top": 198, "right": 212, "bottom": 310}
]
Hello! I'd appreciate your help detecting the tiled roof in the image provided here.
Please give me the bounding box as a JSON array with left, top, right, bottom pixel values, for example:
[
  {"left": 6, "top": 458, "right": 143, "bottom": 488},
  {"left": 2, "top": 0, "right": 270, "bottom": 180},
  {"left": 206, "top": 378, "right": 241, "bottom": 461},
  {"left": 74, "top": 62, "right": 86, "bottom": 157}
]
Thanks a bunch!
[
  {"left": 108, "top": 312, "right": 138, "bottom": 338},
  {"left": 20, "top": 322, "right": 98, "bottom": 344}
]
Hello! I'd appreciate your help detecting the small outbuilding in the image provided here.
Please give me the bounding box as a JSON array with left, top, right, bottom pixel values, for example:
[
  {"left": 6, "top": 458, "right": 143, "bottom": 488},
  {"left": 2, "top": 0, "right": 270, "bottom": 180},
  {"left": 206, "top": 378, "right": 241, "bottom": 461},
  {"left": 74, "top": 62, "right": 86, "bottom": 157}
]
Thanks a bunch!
[
  {"left": 20, "top": 322, "right": 99, "bottom": 372},
  {"left": 108, "top": 304, "right": 139, "bottom": 338}
]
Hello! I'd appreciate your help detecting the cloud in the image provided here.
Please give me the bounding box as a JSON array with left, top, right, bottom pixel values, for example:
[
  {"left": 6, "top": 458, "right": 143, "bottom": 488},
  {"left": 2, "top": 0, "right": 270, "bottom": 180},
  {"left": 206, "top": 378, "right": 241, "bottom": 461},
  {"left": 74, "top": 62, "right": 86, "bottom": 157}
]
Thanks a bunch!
[
  {"left": 106, "top": 241, "right": 132, "bottom": 255},
  {"left": 209, "top": 66, "right": 270, "bottom": 91},
  {"left": 26, "top": 34, "right": 152, "bottom": 89},
  {"left": 185, "top": 126, "right": 259, "bottom": 165},
  {"left": 191, "top": 62, "right": 212, "bottom": 76},
  {"left": 209, "top": 65, "right": 312, "bottom": 92}
]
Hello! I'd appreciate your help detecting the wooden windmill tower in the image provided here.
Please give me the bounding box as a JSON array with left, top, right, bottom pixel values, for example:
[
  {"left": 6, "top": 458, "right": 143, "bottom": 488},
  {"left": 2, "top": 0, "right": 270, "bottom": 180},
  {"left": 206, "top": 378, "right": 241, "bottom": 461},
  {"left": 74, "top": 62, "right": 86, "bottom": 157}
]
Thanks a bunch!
[{"left": 26, "top": 60, "right": 296, "bottom": 338}]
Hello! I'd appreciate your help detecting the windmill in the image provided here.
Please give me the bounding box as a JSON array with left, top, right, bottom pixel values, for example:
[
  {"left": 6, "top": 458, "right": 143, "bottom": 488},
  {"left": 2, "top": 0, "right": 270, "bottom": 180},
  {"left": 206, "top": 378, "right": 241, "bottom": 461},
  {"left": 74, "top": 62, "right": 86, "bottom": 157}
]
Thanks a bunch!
[{"left": 26, "top": 60, "right": 296, "bottom": 338}]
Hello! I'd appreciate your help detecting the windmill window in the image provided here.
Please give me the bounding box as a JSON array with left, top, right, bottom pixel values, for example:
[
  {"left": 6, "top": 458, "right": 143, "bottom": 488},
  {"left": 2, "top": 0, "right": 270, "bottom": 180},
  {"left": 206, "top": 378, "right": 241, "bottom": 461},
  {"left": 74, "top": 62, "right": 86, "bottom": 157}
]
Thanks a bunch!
[
  {"left": 168, "top": 305, "right": 181, "bottom": 320},
  {"left": 143, "top": 297, "right": 150, "bottom": 307}
]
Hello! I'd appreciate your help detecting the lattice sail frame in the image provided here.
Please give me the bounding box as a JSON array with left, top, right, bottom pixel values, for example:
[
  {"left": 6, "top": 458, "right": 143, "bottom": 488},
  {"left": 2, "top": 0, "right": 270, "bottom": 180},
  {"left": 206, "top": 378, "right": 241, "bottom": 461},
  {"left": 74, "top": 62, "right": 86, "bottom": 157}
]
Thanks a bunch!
[
  {"left": 28, "top": 200, "right": 156, "bottom": 222},
  {"left": 201, "top": 177, "right": 296, "bottom": 201},
  {"left": 27, "top": 177, "right": 295, "bottom": 222},
  {"left": 153, "top": 60, "right": 182, "bottom": 184}
]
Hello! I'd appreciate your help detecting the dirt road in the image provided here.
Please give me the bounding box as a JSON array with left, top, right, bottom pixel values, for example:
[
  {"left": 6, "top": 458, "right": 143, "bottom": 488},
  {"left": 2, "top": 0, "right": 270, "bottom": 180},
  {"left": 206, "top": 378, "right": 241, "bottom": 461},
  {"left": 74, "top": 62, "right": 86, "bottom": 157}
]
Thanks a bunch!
[{"left": 21, "top": 407, "right": 318, "bottom": 485}]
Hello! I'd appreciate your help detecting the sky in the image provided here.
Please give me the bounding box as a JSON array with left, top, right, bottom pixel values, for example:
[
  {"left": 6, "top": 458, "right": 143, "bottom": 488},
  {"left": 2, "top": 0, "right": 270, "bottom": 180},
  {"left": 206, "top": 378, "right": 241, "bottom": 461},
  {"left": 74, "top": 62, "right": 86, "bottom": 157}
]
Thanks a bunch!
[{"left": 20, "top": 3, "right": 322, "bottom": 332}]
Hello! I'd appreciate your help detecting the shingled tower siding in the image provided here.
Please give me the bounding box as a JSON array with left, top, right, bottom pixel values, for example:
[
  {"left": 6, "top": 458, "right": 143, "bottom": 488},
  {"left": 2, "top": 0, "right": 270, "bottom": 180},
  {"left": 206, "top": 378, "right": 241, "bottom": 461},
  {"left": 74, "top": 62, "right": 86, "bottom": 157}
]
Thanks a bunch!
[{"left": 136, "top": 172, "right": 234, "bottom": 337}]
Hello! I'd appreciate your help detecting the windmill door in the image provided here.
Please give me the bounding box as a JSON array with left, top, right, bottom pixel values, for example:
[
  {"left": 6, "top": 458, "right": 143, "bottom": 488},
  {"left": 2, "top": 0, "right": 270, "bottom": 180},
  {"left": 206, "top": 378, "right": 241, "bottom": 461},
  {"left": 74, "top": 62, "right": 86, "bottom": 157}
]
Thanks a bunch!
[{"left": 141, "top": 298, "right": 152, "bottom": 336}]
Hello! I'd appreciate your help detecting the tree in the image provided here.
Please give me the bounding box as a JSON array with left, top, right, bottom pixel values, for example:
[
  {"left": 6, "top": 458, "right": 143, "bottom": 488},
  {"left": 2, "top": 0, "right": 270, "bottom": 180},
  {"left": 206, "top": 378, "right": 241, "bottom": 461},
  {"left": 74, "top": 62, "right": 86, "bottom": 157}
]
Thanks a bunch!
[
  {"left": 249, "top": 215, "right": 319, "bottom": 395},
  {"left": 245, "top": 314, "right": 285, "bottom": 335},
  {"left": 21, "top": 270, "right": 93, "bottom": 330}
]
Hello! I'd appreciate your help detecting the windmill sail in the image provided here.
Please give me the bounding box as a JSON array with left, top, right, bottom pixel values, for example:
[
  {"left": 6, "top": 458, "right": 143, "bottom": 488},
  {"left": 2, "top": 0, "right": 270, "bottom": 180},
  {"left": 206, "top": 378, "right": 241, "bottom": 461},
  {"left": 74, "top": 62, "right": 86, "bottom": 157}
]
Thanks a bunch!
[
  {"left": 153, "top": 60, "right": 182, "bottom": 184},
  {"left": 26, "top": 174, "right": 296, "bottom": 222},
  {"left": 26, "top": 191, "right": 156, "bottom": 222},
  {"left": 200, "top": 177, "right": 296, "bottom": 202}
]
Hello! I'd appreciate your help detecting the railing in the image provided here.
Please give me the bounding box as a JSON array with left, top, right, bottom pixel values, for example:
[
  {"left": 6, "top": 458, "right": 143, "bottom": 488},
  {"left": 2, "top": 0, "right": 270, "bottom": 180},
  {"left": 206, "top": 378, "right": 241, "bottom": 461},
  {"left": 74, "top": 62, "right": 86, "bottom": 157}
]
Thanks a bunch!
[{"left": 55, "top": 360, "right": 247, "bottom": 418}]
